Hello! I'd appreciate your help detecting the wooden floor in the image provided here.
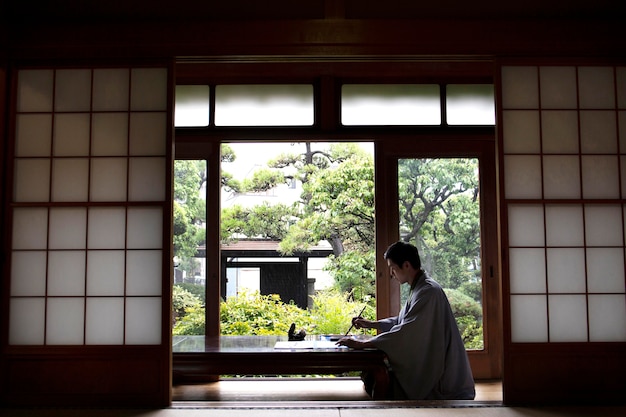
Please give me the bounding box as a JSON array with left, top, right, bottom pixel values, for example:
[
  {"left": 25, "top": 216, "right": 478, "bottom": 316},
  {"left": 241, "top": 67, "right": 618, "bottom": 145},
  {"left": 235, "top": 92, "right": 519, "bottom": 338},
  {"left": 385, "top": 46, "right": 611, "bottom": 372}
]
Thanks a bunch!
[{"left": 172, "top": 378, "right": 503, "bottom": 403}]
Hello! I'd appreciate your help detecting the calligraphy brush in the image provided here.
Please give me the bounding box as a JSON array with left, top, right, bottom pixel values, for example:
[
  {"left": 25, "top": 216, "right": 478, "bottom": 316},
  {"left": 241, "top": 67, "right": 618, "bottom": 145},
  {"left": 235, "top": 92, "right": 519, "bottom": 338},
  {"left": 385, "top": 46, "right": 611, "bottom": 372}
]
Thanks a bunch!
[{"left": 343, "top": 305, "right": 367, "bottom": 337}]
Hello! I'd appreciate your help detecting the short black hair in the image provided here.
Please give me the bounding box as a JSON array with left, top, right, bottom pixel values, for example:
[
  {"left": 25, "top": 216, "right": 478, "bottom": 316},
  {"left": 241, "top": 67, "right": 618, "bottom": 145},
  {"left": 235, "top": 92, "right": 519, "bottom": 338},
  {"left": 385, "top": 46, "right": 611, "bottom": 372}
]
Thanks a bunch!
[{"left": 383, "top": 241, "right": 421, "bottom": 269}]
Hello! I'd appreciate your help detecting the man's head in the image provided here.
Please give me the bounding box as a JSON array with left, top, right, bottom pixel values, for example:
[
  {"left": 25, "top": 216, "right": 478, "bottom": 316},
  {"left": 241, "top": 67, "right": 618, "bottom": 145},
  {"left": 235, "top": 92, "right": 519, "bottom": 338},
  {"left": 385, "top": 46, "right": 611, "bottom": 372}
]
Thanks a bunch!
[{"left": 384, "top": 241, "right": 421, "bottom": 269}]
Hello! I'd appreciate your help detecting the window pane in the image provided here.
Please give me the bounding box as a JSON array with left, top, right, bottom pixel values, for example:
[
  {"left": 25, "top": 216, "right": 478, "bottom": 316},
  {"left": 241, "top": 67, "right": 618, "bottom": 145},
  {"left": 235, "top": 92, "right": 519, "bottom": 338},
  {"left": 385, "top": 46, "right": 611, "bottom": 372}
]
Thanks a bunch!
[
  {"left": 175, "top": 85, "right": 210, "bottom": 127},
  {"left": 342, "top": 84, "right": 440, "bottom": 125},
  {"left": 215, "top": 85, "right": 313, "bottom": 126},
  {"left": 446, "top": 84, "right": 495, "bottom": 125}
]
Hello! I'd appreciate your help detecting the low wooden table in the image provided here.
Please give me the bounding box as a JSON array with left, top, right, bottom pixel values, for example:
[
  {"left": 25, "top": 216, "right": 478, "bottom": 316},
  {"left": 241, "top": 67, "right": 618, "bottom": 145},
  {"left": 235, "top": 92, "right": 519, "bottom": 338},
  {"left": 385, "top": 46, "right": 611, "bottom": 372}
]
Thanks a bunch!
[{"left": 173, "top": 335, "right": 390, "bottom": 399}]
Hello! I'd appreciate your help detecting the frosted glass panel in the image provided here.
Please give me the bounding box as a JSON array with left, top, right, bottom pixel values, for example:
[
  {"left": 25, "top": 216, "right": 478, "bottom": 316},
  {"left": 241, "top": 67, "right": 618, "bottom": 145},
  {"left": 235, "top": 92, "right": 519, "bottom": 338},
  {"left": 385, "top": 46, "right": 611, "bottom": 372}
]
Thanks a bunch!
[
  {"left": 12, "top": 208, "right": 48, "bottom": 249},
  {"left": 125, "top": 297, "right": 161, "bottom": 344},
  {"left": 127, "top": 207, "right": 163, "bottom": 249},
  {"left": 48, "top": 207, "right": 86, "bottom": 249},
  {"left": 46, "top": 298, "right": 85, "bottom": 345},
  {"left": 9, "top": 298, "right": 45, "bottom": 345},
  {"left": 55, "top": 69, "right": 91, "bottom": 112},
  {"left": 53, "top": 113, "right": 90, "bottom": 156},
  {"left": 585, "top": 205, "right": 623, "bottom": 246},
  {"left": 501, "top": 66, "right": 538, "bottom": 109},
  {"left": 547, "top": 248, "right": 586, "bottom": 293},
  {"left": 578, "top": 67, "right": 615, "bottom": 109},
  {"left": 586, "top": 248, "right": 625, "bottom": 293},
  {"left": 126, "top": 250, "right": 162, "bottom": 295},
  {"left": 502, "top": 111, "right": 541, "bottom": 153},
  {"left": 129, "top": 157, "right": 166, "bottom": 201},
  {"left": 11, "top": 251, "right": 47, "bottom": 296},
  {"left": 15, "top": 114, "right": 52, "bottom": 156},
  {"left": 52, "top": 158, "right": 89, "bottom": 202},
  {"left": 545, "top": 205, "right": 584, "bottom": 246},
  {"left": 503, "top": 155, "right": 542, "bottom": 199},
  {"left": 446, "top": 84, "right": 495, "bottom": 125},
  {"left": 47, "top": 251, "right": 85, "bottom": 296},
  {"left": 17, "top": 69, "right": 53, "bottom": 112},
  {"left": 507, "top": 205, "right": 545, "bottom": 247},
  {"left": 130, "top": 68, "right": 168, "bottom": 111},
  {"left": 217, "top": 84, "right": 314, "bottom": 126},
  {"left": 541, "top": 111, "right": 579, "bottom": 154},
  {"left": 510, "top": 295, "right": 548, "bottom": 342},
  {"left": 88, "top": 207, "right": 126, "bottom": 249},
  {"left": 588, "top": 295, "right": 626, "bottom": 342},
  {"left": 548, "top": 295, "right": 588, "bottom": 342},
  {"left": 14, "top": 159, "right": 50, "bottom": 202},
  {"left": 90, "top": 158, "right": 128, "bottom": 201},
  {"left": 542, "top": 156, "right": 581, "bottom": 199},
  {"left": 86, "top": 297, "right": 125, "bottom": 344},
  {"left": 91, "top": 113, "right": 128, "bottom": 156},
  {"left": 539, "top": 66, "right": 578, "bottom": 109},
  {"left": 580, "top": 111, "right": 617, "bottom": 153},
  {"left": 175, "top": 85, "right": 210, "bottom": 127},
  {"left": 509, "top": 248, "right": 546, "bottom": 293},
  {"left": 92, "top": 68, "right": 129, "bottom": 111},
  {"left": 581, "top": 156, "right": 620, "bottom": 198},
  {"left": 129, "top": 112, "right": 166, "bottom": 155},
  {"left": 342, "top": 84, "right": 440, "bottom": 126},
  {"left": 87, "top": 250, "right": 125, "bottom": 295}
]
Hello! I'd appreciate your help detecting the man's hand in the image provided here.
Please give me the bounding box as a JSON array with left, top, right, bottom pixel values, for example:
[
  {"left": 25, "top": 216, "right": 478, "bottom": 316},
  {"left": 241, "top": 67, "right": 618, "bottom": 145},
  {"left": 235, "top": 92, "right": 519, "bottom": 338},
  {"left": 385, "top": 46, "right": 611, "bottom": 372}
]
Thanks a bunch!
[
  {"left": 352, "top": 317, "right": 378, "bottom": 330},
  {"left": 336, "top": 336, "right": 374, "bottom": 349}
]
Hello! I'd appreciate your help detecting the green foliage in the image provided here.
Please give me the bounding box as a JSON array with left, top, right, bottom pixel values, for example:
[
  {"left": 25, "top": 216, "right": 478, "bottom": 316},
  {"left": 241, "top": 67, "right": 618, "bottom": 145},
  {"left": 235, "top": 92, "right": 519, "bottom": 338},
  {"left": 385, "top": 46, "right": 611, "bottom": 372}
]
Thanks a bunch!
[
  {"left": 173, "top": 285, "right": 203, "bottom": 318},
  {"left": 176, "top": 283, "right": 206, "bottom": 305},
  {"left": 173, "top": 305, "right": 206, "bottom": 335},
  {"left": 221, "top": 202, "right": 298, "bottom": 242},
  {"left": 444, "top": 288, "right": 482, "bottom": 322},
  {"left": 309, "top": 289, "right": 374, "bottom": 335},
  {"left": 324, "top": 250, "right": 376, "bottom": 301},
  {"left": 242, "top": 168, "right": 286, "bottom": 192}
]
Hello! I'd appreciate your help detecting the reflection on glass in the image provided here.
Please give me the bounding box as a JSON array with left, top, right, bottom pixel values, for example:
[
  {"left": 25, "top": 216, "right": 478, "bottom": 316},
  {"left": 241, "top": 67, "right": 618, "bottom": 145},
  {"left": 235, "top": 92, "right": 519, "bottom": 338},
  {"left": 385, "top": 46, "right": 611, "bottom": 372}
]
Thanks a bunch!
[{"left": 397, "top": 158, "right": 484, "bottom": 350}]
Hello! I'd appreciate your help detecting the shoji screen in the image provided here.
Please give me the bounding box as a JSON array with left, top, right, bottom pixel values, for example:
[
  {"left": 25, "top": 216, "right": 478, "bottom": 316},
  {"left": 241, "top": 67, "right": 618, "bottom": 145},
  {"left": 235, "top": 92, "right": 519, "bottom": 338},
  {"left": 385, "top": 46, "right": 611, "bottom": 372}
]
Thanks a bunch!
[
  {"left": 500, "top": 65, "right": 626, "bottom": 404},
  {"left": 2, "top": 66, "right": 172, "bottom": 407}
]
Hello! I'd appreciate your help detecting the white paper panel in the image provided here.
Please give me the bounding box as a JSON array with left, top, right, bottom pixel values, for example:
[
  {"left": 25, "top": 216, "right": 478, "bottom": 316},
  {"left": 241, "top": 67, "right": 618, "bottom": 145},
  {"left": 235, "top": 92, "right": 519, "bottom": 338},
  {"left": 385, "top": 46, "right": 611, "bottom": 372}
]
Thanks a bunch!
[
  {"left": 507, "top": 205, "right": 545, "bottom": 247},
  {"left": 9, "top": 298, "right": 46, "bottom": 345},
  {"left": 129, "top": 157, "right": 165, "bottom": 201},
  {"left": 509, "top": 248, "right": 546, "bottom": 293},
  {"left": 542, "top": 156, "right": 581, "bottom": 199},
  {"left": 15, "top": 114, "right": 52, "bottom": 157},
  {"left": 17, "top": 69, "right": 53, "bottom": 112},
  {"left": 48, "top": 207, "right": 86, "bottom": 249},
  {"left": 14, "top": 159, "right": 50, "bottom": 202},
  {"left": 501, "top": 66, "right": 538, "bottom": 109},
  {"left": 539, "top": 66, "right": 578, "bottom": 109},
  {"left": 510, "top": 295, "right": 548, "bottom": 343},
  {"left": 47, "top": 251, "right": 85, "bottom": 296},
  {"left": 52, "top": 158, "right": 89, "bottom": 202},
  {"left": 126, "top": 250, "right": 162, "bottom": 296},
  {"left": 129, "top": 112, "right": 167, "bottom": 155},
  {"left": 87, "top": 207, "right": 126, "bottom": 249},
  {"left": 91, "top": 113, "right": 128, "bottom": 156},
  {"left": 46, "top": 298, "right": 85, "bottom": 345},
  {"left": 86, "top": 250, "right": 125, "bottom": 296},
  {"left": 545, "top": 205, "right": 584, "bottom": 246},
  {"left": 125, "top": 297, "right": 162, "bottom": 344},
  {"left": 11, "top": 251, "right": 47, "bottom": 296},
  {"left": 541, "top": 111, "right": 579, "bottom": 154},
  {"left": 548, "top": 295, "right": 588, "bottom": 342},
  {"left": 126, "top": 207, "right": 163, "bottom": 249},
  {"left": 588, "top": 294, "right": 626, "bottom": 342},
  {"left": 12, "top": 208, "right": 48, "bottom": 250},
  {"left": 585, "top": 205, "right": 623, "bottom": 246},
  {"left": 586, "top": 248, "right": 625, "bottom": 293},
  {"left": 578, "top": 67, "right": 616, "bottom": 109},
  {"left": 53, "top": 113, "right": 90, "bottom": 156},
  {"left": 90, "top": 158, "right": 128, "bottom": 201},
  {"left": 504, "top": 155, "right": 543, "bottom": 199},
  {"left": 55, "top": 69, "right": 92, "bottom": 112},
  {"left": 580, "top": 111, "right": 618, "bottom": 153},
  {"left": 502, "top": 111, "right": 540, "bottom": 153},
  {"left": 92, "top": 69, "right": 129, "bottom": 111},
  {"left": 581, "top": 156, "right": 620, "bottom": 199},
  {"left": 86, "top": 297, "right": 125, "bottom": 344},
  {"left": 547, "top": 248, "right": 587, "bottom": 293},
  {"left": 130, "top": 68, "right": 168, "bottom": 111}
]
